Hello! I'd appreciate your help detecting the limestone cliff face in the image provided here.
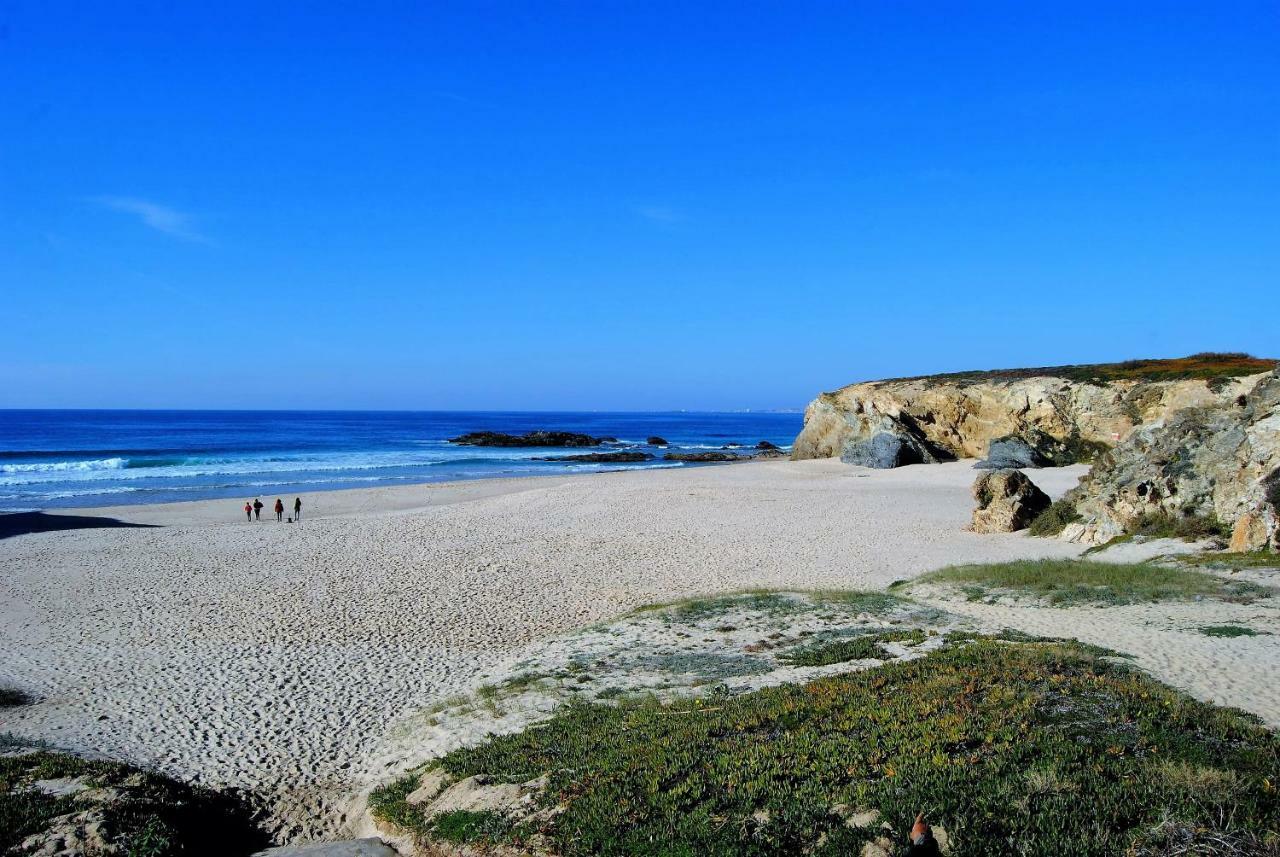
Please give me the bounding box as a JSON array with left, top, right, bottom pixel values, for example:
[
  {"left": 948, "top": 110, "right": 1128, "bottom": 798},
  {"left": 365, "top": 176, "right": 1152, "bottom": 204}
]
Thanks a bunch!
[
  {"left": 1062, "top": 371, "right": 1280, "bottom": 549},
  {"left": 792, "top": 372, "right": 1270, "bottom": 467}
]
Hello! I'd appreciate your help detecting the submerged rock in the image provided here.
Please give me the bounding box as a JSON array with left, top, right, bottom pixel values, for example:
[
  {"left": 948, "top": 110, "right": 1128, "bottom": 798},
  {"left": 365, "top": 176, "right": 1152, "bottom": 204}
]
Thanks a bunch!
[
  {"left": 535, "top": 451, "right": 654, "bottom": 463},
  {"left": 971, "top": 469, "right": 1051, "bottom": 533},
  {"left": 449, "top": 431, "right": 603, "bottom": 447},
  {"left": 756, "top": 440, "right": 781, "bottom": 451},
  {"left": 663, "top": 451, "right": 745, "bottom": 462}
]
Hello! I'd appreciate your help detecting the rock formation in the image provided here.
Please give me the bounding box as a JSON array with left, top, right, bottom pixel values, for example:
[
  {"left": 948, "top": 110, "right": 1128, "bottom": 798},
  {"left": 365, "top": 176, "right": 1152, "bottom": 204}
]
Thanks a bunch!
[
  {"left": 449, "top": 431, "right": 604, "bottom": 447},
  {"left": 971, "top": 469, "right": 1052, "bottom": 533},
  {"left": 535, "top": 451, "right": 654, "bottom": 463},
  {"left": 792, "top": 357, "right": 1274, "bottom": 469},
  {"left": 663, "top": 451, "right": 745, "bottom": 462},
  {"left": 1061, "top": 370, "right": 1280, "bottom": 549}
]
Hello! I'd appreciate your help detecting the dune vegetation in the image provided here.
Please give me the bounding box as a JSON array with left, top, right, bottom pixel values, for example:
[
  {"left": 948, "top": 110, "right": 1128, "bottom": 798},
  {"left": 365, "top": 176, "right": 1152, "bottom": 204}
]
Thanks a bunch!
[
  {"left": 371, "top": 639, "right": 1279, "bottom": 856},
  {"left": 913, "top": 559, "right": 1272, "bottom": 606}
]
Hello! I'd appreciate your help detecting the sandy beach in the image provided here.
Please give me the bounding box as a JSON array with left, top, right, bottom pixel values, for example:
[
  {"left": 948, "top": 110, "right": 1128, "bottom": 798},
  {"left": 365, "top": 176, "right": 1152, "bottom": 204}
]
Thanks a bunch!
[{"left": 2, "top": 459, "right": 1276, "bottom": 842}]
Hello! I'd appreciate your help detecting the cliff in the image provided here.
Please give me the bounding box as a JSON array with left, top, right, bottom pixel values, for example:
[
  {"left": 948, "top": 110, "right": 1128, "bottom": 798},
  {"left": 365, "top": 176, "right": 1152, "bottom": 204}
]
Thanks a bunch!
[
  {"left": 1062, "top": 369, "right": 1280, "bottom": 549},
  {"left": 791, "top": 354, "right": 1276, "bottom": 469}
]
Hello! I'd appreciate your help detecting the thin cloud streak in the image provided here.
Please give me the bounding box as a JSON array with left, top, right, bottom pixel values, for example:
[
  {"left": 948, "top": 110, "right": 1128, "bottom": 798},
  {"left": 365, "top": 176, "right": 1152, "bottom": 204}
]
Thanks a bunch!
[
  {"left": 90, "top": 196, "right": 209, "bottom": 242},
  {"left": 635, "top": 205, "right": 685, "bottom": 224}
]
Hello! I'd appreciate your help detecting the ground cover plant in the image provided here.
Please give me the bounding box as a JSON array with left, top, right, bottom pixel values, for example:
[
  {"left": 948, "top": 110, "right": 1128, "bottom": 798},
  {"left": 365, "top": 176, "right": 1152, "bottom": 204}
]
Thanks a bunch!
[
  {"left": 371, "top": 640, "right": 1279, "bottom": 856},
  {"left": 779, "top": 629, "right": 928, "bottom": 666},
  {"left": 1200, "top": 625, "right": 1264, "bottom": 638},
  {"left": 0, "top": 747, "right": 264, "bottom": 855},
  {"left": 915, "top": 559, "right": 1271, "bottom": 606}
]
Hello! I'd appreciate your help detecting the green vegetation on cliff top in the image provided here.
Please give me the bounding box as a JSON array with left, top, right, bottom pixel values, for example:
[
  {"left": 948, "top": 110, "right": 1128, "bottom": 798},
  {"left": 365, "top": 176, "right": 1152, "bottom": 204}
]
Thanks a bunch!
[
  {"left": 883, "top": 352, "right": 1275, "bottom": 386},
  {"left": 371, "top": 640, "right": 1279, "bottom": 857}
]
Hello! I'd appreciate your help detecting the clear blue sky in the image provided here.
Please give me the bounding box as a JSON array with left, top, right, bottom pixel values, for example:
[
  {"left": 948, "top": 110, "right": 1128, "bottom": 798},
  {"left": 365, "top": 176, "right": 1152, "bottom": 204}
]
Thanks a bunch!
[{"left": 2, "top": 2, "right": 1276, "bottom": 410}]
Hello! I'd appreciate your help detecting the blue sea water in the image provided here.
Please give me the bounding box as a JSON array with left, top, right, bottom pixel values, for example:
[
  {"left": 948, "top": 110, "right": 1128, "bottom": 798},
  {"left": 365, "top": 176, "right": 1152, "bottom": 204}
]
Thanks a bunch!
[{"left": 0, "top": 411, "right": 803, "bottom": 510}]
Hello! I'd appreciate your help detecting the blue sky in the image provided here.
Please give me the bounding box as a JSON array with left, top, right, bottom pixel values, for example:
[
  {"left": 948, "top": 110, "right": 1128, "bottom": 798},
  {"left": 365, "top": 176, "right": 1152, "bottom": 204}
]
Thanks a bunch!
[{"left": 1, "top": 2, "right": 1276, "bottom": 410}]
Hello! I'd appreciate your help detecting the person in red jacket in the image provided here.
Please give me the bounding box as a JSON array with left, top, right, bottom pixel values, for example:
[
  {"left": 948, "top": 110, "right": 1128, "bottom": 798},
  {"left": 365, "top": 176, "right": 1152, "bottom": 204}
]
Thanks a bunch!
[
  {"left": 274, "top": 498, "right": 284, "bottom": 522},
  {"left": 244, "top": 501, "right": 252, "bottom": 522}
]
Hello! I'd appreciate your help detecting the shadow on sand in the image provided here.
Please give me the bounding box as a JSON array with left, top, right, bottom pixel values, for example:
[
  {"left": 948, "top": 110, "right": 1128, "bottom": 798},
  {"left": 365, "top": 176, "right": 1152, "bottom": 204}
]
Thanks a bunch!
[{"left": 0, "top": 511, "right": 157, "bottom": 541}]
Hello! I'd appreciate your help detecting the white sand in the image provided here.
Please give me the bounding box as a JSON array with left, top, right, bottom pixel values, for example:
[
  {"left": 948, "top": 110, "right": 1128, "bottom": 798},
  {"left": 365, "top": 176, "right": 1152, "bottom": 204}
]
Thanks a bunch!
[{"left": 1, "top": 459, "right": 1274, "bottom": 842}]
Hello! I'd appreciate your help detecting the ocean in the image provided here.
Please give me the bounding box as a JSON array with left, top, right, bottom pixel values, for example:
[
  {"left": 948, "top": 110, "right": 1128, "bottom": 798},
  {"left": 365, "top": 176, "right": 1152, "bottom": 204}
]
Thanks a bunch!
[{"left": 0, "top": 410, "right": 804, "bottom": 511}]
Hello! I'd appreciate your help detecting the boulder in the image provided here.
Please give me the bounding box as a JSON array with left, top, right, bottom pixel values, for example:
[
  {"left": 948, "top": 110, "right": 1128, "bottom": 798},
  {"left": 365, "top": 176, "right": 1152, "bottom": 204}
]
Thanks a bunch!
[
  {"left": 665, "top": 450, "right": 747, "bottom": 463},
  {"left": 647, "top": 436, "right": 669, "bottom": 446},
  {"left": 756, "top": 440, "right": 781, "bottom": 451},
  {"left": 1229, "top": 509, "right": 1277, "bottom": 553},
  {"left": 534, "top": 451, "right": 654, "bottom": 463},
  {"left": 1064, "top": 371, "right": 1280, "bottom": 545},
  {"left": 971, "top": 469, "right": 1052, "bottom": 533},
  {"left": 976, "top": 435, "right": 1048, "bottom": 469},
  {"left": 841, "top": 429, "right": 945, "bottom": 469},
  {"left": 448, "top": 431, "right": 602, "bottom": 447}
]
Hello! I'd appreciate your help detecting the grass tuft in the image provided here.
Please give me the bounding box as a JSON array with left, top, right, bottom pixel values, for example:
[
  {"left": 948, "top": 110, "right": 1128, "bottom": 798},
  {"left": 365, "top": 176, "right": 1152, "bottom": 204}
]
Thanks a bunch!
[{"left": 916, "top": 559, "right": 1272, "bottom": 606}]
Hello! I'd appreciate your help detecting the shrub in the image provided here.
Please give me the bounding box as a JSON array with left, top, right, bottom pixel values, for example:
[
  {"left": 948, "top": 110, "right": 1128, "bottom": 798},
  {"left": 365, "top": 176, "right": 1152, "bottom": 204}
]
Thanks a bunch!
[
  {"left": 1028, "top": 499, "right": 1082, "bottom": 537},
  {"left": 1126, "top": 511, "right": 1230, "bottom": 541}
]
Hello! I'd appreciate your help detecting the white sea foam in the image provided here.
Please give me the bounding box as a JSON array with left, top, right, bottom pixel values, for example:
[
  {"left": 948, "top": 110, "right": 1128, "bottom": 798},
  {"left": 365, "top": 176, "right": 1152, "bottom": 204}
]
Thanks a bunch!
[{"left": 0, "top": 457, "right": 127, "bottom": 474}]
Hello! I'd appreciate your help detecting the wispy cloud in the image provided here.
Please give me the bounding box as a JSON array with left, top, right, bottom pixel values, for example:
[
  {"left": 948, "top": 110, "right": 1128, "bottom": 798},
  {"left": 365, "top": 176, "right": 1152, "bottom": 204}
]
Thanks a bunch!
[
  {"left": 91, "top": 196, "right": 208, "bottom": 242},
  {"left": 635, "top": 205, "right": 685, "bottom": 224}
]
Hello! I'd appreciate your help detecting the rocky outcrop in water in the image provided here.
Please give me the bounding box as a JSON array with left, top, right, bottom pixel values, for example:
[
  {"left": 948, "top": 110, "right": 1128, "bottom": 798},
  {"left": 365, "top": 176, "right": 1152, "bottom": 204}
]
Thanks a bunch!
[
  {"left": 449, "top": 431, "right": 604, "bottom": 447},
  {"left": 663, "top": 451, "right": 745, "bottom": 462},
  {"left": 792, "top": 358, "right": 1273, "bottom": 469},
  {"left": 1061, "top": 370, "right": 1280, "bottom": 549},
  {"left": 971, "top": 469, "right": 1051, "bottom": 533},
  {"left": 535, "top": 451, "right": 654, "bottom": 463}
]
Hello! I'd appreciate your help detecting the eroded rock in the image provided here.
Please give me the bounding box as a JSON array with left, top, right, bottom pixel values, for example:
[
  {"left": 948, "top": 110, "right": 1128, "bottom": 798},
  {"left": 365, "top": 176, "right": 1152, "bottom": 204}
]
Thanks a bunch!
[
  {"left": 1064, "top": 371, "right": 1280, "bottom": 546},
  {"left": 793, "top": 364, "right": 1270, "bottom": 467},
  {"left": 972, "top": 469, "right": 1051, "bottom": 533}
]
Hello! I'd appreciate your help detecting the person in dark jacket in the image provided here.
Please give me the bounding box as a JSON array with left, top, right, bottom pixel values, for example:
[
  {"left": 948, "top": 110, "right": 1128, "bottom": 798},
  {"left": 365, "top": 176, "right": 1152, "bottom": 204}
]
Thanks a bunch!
[
  {"left": 294, "top": 497, "right": 302, "bottom": 521},
  {"left": 252, "top": 498, "right": 263, "bottom": 521}
]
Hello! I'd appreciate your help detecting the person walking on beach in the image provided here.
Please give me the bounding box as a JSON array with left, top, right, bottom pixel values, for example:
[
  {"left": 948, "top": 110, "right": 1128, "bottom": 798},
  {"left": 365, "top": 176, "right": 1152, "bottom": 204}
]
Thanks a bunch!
[
  {"left": 294, "top": 497, "right": 302, "bottom": 521},
  {"left": 253, "top": 498, "right": 263, "bottom": 521},
  {"left": 274, "top": 498, "right": 284, "bottom": 522},
  {"left": 244, "top": 501, "right": 252, "bottom": 522}
]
